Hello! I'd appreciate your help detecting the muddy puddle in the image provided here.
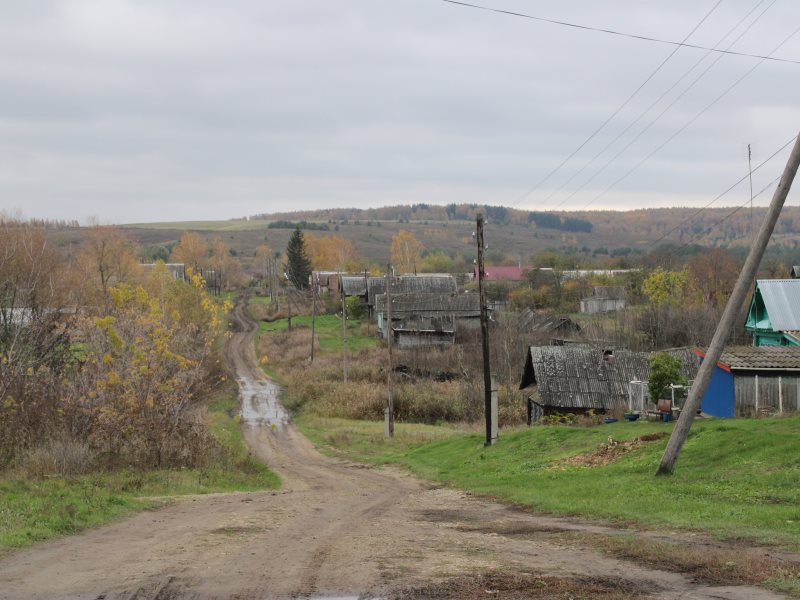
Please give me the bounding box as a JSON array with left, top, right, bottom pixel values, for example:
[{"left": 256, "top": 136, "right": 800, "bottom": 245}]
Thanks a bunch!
[{"left": 238, "top": 375, "right": 289, "bottom": 428}]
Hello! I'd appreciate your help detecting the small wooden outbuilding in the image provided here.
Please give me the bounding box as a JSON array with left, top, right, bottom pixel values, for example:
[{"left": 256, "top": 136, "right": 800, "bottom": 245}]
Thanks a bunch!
[
  {"left": 580, "top": 286, "right": 627, "bottom": 314},
  {"left": 693, "top": 346, "right": 800, "bottom": 417},
  {"left": 519, "top": 345, "right": 698, "bottom": 416}
]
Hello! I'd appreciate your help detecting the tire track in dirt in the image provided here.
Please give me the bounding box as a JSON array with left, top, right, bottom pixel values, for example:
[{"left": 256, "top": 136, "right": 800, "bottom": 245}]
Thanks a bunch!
[{"left": 0, "top": 293, "right": 793, "bottom": 599}]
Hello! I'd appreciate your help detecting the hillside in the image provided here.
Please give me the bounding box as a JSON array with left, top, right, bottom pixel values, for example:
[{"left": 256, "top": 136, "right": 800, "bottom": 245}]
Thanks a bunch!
[{"left": 65, "top": 203, "right": 800, "bottom": 269}]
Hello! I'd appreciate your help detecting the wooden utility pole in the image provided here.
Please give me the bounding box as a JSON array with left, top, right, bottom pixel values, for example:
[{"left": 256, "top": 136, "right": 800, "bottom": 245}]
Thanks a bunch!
[
  {"left": 476, "top": 214, "right": 496, "bottom": 446},
  {"left": 310, "top": 287, "right": 316, "bottom": 363},
  {"left": 287, "top": 288, "right": 292, "bottom": 331},
  {"left": 341, "top": 272, "right": 348, "bottom": 383},
  {"left": 385, "top": 263, "right": 395, "bottom": 438},
  {"left": 658, "top": 132, "right": 800, "bottom": 475}
]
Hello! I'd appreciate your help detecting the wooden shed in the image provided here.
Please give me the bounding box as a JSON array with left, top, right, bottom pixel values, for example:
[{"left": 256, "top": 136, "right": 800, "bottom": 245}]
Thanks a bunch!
[
  {"left": 519, "top": 345, "right": 698, "bottom": 416},
  {"left": 580, "top": 286, "right": 627, "bottom": 314},
  {"left": 693, "top": 347, "right": 800, "bottom": 417}
]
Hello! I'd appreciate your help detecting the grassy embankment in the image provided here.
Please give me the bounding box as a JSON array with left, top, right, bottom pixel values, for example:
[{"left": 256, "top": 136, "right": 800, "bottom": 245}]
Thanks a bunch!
[
  {"left": 0, "top": 381, "right": 279, "bottom": 554},
  {"left": 298, "top": 415, "right": 800, "bottom": 549}
]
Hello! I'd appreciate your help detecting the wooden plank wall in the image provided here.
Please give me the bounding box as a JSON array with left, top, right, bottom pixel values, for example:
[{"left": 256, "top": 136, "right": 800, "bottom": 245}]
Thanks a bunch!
[{"left": 734, "top": 375, "right": 800, "bottom": 416}]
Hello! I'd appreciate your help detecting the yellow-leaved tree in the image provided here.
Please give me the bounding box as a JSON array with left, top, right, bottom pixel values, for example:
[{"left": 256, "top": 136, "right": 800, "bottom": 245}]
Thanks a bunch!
[
  {"left": 66, "top": 267, "right": 230, "bottom": 467},
  {"left": 390, "top": 230, "right": 424, "bottom": 274}
]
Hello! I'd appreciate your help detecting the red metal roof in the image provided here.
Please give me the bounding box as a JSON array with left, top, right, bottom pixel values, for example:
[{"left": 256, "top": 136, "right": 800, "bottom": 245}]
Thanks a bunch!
[{"left": 474, "top": 265, "right": 529, "bottom": 281}]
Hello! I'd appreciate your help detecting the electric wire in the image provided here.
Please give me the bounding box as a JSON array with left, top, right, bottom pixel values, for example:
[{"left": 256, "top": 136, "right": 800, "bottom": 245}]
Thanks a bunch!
[
  {"left": 439, "top": 0, "right": 800, "bottom": 65},
  {"left": 512, "top": 0, "right": 722, "bottom": 207},
  {"left": 665, "top": 174, "right": 781, "bottom": 252},
  {"left": 542, "top": 0, "right": 774, "bottom": 211},
  {"left": 579, "top": 25, "right": 800, "bottom": 211},
  {"left": 646, "top": 135, "right": 797, "bottom": 248}
]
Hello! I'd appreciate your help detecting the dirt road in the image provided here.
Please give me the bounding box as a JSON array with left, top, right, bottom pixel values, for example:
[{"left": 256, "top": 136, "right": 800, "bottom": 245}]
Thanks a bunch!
[{"left": 0, "top": 297, "right": 794, "bottom": 599}]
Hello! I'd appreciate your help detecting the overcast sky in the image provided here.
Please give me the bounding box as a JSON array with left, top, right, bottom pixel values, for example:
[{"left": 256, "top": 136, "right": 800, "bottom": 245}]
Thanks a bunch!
[{"left": 1, "top": 0, "right": 799, "bottom": 223}]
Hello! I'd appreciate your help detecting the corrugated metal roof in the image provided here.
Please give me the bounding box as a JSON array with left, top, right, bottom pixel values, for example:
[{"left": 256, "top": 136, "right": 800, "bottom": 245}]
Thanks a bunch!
[
  {"left": 340, "top": 275, "right": 369, "bottom": 296},
  {"left": 375, "top": 292, "right": 479, "bottom": 316},
  {"left": 696, "top": 346, "right": 800, "bottom": 371},
  {"left": 518, "top": 308, "right": 580, "bottom": 334},
  {"left": 585, "top": 286, "right": 627, "bottom": 300},
  {"left": 367, "top": 275, "right": 457, "bottom": 306},
  {"left": 757, "top": 280, "right": 800, "bottom": 331},
  {"left": 473, "top": 265, "right": 530, "bottom": 281},
  {"left": 519, "top": 346, "right": 699, "bottom": 410}
]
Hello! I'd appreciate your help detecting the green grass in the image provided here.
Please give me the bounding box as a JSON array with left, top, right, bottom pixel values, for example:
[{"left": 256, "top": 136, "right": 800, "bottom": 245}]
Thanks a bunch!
[
  {"left": 296, "top": 415, "right": 466, "bottom": 459},
  {"left": 257, "top": 315, "right": 377, "bottom": 353},
  {"left": 300, "top": 415, "right": 800, "bottom": 550},
  {"left": 0, "top": 383, "right": 279, "bottom": 553}
]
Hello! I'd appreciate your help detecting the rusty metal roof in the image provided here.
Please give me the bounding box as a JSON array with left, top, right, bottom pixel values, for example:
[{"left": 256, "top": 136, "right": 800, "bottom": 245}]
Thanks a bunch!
[{"left": 757, "top": 279, "right": 800, "bottom": 331}]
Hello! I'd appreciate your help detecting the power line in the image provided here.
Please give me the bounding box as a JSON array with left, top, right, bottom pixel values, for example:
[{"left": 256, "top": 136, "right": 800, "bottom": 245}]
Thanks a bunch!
[
  {"left": 580, "top": 25, "right": 800, "bottom": 211},
  {"left": 647, "top": 135, "right": 797, "bottom": 248},
  {"left": 658, "top": 175, "right": 781, "bottom": 253},
  {"left": 439, "top": 0, "right": 800, "bottom": 65},
  {"left": 514, "top": 0, "right": 723, "bottom": 207},
  {"left": 543, "top": 0, "right": 774, "bottom": 211}
]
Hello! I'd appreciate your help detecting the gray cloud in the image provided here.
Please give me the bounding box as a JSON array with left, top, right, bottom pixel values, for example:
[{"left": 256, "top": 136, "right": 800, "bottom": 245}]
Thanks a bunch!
[{"left": 1, "top": 0, "right": 799, "bottom": 222}]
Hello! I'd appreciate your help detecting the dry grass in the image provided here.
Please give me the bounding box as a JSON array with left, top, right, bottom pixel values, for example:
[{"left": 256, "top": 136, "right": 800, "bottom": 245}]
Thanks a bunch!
[
  {"left": 257, "top": 315, "right": 527, "bottom": 426},
  {"left": 566, "top": 532, "right": 800, "bottom": 589},
  {"left": 388, "top": 571, "right": 648, "bottom": 599}
]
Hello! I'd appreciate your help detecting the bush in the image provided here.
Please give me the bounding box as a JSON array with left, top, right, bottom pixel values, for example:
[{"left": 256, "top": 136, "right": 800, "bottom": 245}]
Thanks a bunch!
[{"left": 21, "top": 439, "right": 96, "bottom": 478}]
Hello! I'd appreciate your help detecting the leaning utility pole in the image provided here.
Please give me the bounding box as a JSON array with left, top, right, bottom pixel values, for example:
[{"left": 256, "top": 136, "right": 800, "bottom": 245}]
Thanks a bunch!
[
  {"left": 385, "top": 263, "right": 395, "bottom": 438},
  {"left": 658, "top": 132, "right": 800, "bottom": 475},
  {"left": 476, "top": 214, "right": 496, "bottom": 446}
]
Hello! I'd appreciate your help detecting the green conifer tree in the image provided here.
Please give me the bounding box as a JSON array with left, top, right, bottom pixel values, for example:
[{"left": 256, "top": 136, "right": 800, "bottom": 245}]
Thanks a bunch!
[{"left": 285, "top": 226, "right": 312, "bottom": 289}]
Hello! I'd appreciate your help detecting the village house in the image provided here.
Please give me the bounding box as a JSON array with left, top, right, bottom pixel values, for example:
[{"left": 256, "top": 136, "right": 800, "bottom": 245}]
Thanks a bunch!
[
  {"left": 517, "top": 308, "right": 581, "bottom": 338},
  {"left": 745, "top": 279, "right": 800, "bottom": 346},
  {"left": 579, "top": 286, "right": 627, "bottom": 314},
  {"left": 365, "top": 274, "right": 457, "bottom": 318},
  {"left": 693, "top": 346, "right": 800, "bottom": 417},
  {"left": 519, "top": 345, "right": 698, "bottom": 418},
  {"left": 472, "top": 264, "right": 530, "bottom": 282},
  {"left": 374, "top": 292, "right": 481, "bottom": 347}
]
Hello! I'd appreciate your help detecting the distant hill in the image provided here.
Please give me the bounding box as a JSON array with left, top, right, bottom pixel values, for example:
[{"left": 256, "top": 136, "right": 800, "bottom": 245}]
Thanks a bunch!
[{"left": 112, "top": 203, "right": 800, "bottom": 269}]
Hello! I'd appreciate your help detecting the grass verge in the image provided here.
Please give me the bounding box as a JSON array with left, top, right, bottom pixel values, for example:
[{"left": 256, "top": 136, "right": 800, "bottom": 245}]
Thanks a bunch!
[
  {"left": 0, "top": 381, "right": 278, "bottom": 554},
  {"left": 258, "top": 314, "right": 376, "bottom": 353},
  {"left": 300, "top": 415, "right": 800, "bottom": 550}
]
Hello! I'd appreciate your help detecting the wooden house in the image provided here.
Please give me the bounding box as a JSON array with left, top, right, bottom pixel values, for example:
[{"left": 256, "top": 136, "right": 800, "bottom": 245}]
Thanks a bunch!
[
  {"left": 519, "top": 345, "right": 698, "bottom": 416},
  {"left": 517, "top": 308, "right": 581, "bottom": 337},
  {"left": 580, "top": 286, "right": 627, "bottom": 314},
  {"left": 374, "top": 292, "right": 480, "bottom": 347},
  {"left": 745, "top": 280, "right": 800, "bottom": 346},
  {"left": 311, "top": 271, "right": 341, "bottom": 296},
  {"left": 366, "top": 274, "right": 457, "bottom": 318},
  {"left": 693, "top": 347, "right": 800, "bottom": 417}
]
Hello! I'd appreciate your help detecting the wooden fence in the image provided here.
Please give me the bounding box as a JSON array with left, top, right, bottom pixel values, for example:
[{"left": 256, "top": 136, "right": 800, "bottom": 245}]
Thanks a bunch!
[{"left": 734, "top": 375, "right": 800, "bottom": 416}]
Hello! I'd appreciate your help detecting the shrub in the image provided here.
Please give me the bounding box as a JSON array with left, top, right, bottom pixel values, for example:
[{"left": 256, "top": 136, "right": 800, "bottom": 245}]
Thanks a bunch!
[{"left": 21, "top": 439, "right": 96, "bottom": 478}]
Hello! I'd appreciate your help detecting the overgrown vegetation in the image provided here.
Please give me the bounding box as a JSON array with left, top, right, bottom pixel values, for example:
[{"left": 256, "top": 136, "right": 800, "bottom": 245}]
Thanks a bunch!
[{"left": 0, "top": 381, "right": 278, "bottom": 552}]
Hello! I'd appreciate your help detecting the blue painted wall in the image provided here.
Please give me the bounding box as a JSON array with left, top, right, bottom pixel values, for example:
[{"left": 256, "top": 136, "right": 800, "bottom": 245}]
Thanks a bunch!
[{"left": 698, "top": 359, "right": 735, "bottom": 418}]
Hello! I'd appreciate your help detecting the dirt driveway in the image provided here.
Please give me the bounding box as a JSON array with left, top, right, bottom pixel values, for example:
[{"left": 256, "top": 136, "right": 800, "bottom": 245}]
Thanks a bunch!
[{"left": 0, "top": 297, "right": 793, "bottom": 599}]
